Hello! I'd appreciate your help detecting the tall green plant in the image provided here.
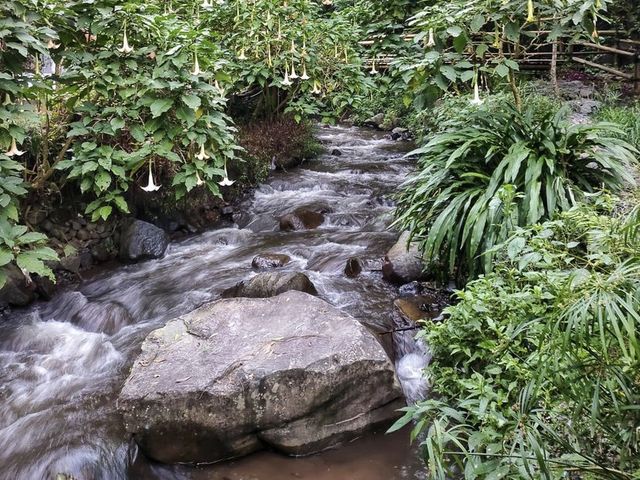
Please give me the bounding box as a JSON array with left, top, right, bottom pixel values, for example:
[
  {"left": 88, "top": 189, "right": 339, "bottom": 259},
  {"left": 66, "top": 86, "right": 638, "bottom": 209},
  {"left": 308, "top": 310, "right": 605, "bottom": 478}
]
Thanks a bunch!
[
  {"left": 395, "top": 103, "right": 636, "bottom": 280},
  {"left": 0, "top": 0, "right": 59, "bottom": 287},
  {"left": 391, "top": 199, "right": 640, "bottom": 479}
]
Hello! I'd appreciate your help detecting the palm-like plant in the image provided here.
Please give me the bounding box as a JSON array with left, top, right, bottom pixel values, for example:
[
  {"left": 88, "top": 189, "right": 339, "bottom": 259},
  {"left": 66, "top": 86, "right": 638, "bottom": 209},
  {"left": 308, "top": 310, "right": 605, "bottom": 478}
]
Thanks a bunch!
[{"left": 395, "top": 103, "right": 637, "bottom": 281}]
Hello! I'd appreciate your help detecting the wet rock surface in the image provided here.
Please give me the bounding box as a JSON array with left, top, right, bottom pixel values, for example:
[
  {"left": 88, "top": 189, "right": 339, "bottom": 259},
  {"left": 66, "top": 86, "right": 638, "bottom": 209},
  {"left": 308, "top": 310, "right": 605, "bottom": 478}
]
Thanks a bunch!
[
  {"left": 251, "top": 253, "right": 291, "bottom": 270},
  {"left": 0, "top": 265, "right": 36, "bottom": 307},
  {"left": 119, "top": 219, "right": 169, "bottom": 262},
  {"left": 223, "top": 271, "right": 318, "bottom": 298},
  {"left": 279, "top": 208, "right": 326, "bottom": 231},
  {"left": 382, "top": 232, "right": 424, "bottom": 284},
  {"left": 118, "top": 291, "right": 403, "bottom": 464}
]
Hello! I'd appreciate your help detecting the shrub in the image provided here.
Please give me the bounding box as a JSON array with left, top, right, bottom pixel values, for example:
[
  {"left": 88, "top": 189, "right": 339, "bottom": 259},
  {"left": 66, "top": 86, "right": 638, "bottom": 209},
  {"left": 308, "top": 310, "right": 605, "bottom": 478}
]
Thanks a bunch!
[
  {"left": 237, "top": 117, "right": 322, "bottom": 183},
  {"left": 394, "top": 103, "right": 637, "bottom": 281},
  {"left": 391, "top": 199, "right": 640, "bottom": 479},
  {"left": 596, "top": 102, "right": 640, "bottom": 151}
]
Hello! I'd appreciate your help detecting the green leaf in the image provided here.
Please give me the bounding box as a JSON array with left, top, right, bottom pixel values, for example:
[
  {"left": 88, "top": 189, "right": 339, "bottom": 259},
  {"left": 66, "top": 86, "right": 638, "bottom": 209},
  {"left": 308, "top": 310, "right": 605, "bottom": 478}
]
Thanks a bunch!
[
  {"left": 0, "top": 248, "right": 13, "bottom": 267},
  {"left": 150, "top": 98, "right": 174, "bottom": 118},
  {"left": 94, "top": 170, "right": 112, "bottom": 192},
  {"left": 181, "top": 94, "right": 201, "bottom": 110},
  {"left": 446, "top": 26, "right": 463, "bottom": 38},
  {"left": 98, "top": 205, "right": 113, "bottom": 221},
  {"left": 439, "top": 65, "right": 457, "bottom": 83},
  {"left": 110, "top": 117, "right": 126, "bottom": 132}
]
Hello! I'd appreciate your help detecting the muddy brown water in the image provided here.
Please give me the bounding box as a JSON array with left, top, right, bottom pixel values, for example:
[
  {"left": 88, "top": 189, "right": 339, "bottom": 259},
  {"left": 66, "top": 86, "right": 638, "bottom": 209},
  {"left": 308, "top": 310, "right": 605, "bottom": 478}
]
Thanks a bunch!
[{"left": 0, "top": 126, "right": 428, "bottom": 479}]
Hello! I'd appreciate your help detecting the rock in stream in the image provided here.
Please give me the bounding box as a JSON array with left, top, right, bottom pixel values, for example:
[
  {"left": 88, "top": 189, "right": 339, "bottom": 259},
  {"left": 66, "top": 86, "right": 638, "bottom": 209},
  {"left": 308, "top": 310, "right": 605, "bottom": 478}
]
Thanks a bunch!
[{"left": 118, "top": 291, "right": 403, "bottom": 464}]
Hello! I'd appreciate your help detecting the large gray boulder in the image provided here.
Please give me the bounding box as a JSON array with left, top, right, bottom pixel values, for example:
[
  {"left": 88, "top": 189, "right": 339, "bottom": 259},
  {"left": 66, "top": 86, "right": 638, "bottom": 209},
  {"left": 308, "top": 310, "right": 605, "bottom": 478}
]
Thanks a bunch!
[
  {"left": 222, "top": 271, "right": 317, "bottom": 298},
  {"left": 119, "top": 219, "right": 169, "bottom": 262},
  {"left": 117, "top": 291, "right": 403, "bottom": 464},
  {"left": 382, "top": 232, "right": 424, "bottom": 284}
]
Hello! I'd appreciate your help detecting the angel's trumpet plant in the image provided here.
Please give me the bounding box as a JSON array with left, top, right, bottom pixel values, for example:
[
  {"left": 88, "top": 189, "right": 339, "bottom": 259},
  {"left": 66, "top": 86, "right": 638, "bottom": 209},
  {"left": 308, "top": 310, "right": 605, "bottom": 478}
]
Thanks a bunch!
[
  {"left": 117, "top": 28, "right": 134, "bottom": 54},
  {"left": 300, "top": 64, "right": 310, "bottom": 80},
  {"left": 195, "top": 144, "right": 210, "bottom": 160},
  {"left": 426, "top": 28, "right": 436, "bottom": 47},
  {"left": 470, "top": 71, "right": 484, "bottom": 106},
  {"left": 238, "top": 48, "right": 247, "bottom": 60},
  {"left": 218, "top": 161, "right": 235, "bottom": 186},
  {"left": 282, "top": 70, "right": 292, "bottom": 86},
  {"left": 4, "top": 138, "right": 25, "bottom": 157},
  {"left": 191, "top": 53, "right": 202, "bottom": 75},
  {"left": 141, "top": 163, "right": 161, "bottom": 192},
  {"left": 526, "top": 0, "right": 535, "bottom": 23},
  {"left": 196, "top": 171, "right": 205, "bottom": 186},
  {"left": 369, "top": 59, "right": 378, "bottom": 75},
  {"left": 290, "top": 63, "right": 299, "bottom": 79}
]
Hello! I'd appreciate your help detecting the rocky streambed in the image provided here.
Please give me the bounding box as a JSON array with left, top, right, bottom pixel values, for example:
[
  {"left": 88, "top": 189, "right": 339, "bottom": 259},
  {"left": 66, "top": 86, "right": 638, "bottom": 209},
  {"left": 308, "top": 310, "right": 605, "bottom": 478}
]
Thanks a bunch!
[{"left": 0, "top": 125, "right": 440, "bottom": 479}]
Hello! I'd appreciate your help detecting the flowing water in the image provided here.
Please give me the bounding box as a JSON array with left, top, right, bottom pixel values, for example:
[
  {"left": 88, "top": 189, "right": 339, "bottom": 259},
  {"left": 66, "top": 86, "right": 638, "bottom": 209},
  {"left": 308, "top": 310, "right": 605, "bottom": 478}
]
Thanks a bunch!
[{"left": 0, "top": 125, "right": 429, "bottom": 480}]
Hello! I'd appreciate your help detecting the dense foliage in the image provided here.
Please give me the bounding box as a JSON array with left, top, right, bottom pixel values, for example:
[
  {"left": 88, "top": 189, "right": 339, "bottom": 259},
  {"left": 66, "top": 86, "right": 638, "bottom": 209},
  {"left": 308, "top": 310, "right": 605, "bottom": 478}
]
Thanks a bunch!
[
  {"left": 395, "top": 102, "right": 636, "bottom": 280},
  {"left": 392, "top": 198, "right": 640, "bottom": 479},
  {"left": 0, "top": 0, "right": 371, "bottom": 286}
]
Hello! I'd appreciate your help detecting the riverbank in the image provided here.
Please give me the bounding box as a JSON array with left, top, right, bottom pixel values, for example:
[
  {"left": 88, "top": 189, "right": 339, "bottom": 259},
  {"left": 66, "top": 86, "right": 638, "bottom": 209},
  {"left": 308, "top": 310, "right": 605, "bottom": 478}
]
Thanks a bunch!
[{"left": 0, "top": 118, "right": 323, "bottom": 315}]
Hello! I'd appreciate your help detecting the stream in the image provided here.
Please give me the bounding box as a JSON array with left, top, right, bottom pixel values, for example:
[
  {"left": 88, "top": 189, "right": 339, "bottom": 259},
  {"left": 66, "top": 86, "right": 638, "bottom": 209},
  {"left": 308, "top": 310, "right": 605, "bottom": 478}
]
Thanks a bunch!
[{"left": 0, "top": 125, "right": 428, "bottom": 480}]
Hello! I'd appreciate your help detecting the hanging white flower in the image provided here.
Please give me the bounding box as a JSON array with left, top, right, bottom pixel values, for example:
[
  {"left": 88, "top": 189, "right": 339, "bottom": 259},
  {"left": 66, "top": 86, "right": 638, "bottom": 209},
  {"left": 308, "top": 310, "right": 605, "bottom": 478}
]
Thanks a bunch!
[
  {"left": 190, "top": 53, "right": 202, "bottom": 75},
  {"left": 141, "top": 163, "right": 161, "bottom": 192},
  {"left": 238, "top": 48, "right": 247, "bottom": 60},
  {"left": 201, "top": 0, "right": 212, "bottom": 8},
  {"left": 311, "top": 80, "right": 322, "bottom": 95},
  {"left": 4, "top": 138, "right": 25, "bottom": 157},
  {"left": 369, "top": 59, "right": 378, "bottom": 75},
  {"left": 300, "top": 65, "right": 310, "bottom": 80},
  {"left": 195, "top": 144, "right": 210, "bottom": 160},
  {"left": 218, "top": 162, "right": 235, "bottom": 186},
  {"left": 117, "top": 29, "right": 134, "bottom": 54},
  {"left": 47, "top": 39, "right": 60, "bottom": 49},
  {"left": 426, "top": 28, "right": 436, "bottom": 48},
  {"left": 290, "top": 63, "right": 299, "bottom": 79},
  {"left": 282, "top": 70, "right": 292, "bottom": 86},
  {"left": 196, "top": 171, "right": 205, "bottom": 186},
  {"left": 526, "top": 0, "right": 535, "bottom": 23},
  {"left": 470, "top": 73, "right": 484, "bottom": 106}
]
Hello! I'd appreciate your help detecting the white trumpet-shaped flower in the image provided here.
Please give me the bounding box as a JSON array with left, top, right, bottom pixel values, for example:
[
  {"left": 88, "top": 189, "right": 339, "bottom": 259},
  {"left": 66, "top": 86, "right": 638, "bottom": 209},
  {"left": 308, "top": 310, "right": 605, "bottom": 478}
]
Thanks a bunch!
[
  {"left": 238, "top": 48, "right": 247, "bottom": 60},
  {"left": 290, "top": 40, "right": 296, "bottom": 54},
  {"left": 191, "top": 54, "right": 202, "bottom": 75},
  {"left": 117, "top": 30, "right": 134, "bottom": 54},
  {"left": 141, "top": 163, "right": 161, "bottom": 192},
  {"left": 195, "top": 144, "right": 210, "bottom": 160},
  {"left": 201, "top": 0, "right": 212, "bottom": 8},
  {"left": 470, "top": 81, "right": 484, "bottom": 106},
  {"left": 282, "top": 70, "right": 292, "bottom": 86},
  {"left": 214, "top": 80, "right": 225, "bottom": 95},
  {"left": 311, "top": 80, "right": 322, "bottom": 95},
  {"left": 3, "top": 93, "right": 12, "bottom": 106},
  {"left": 426, "top": 28, "right": 436, "bottom": 47},
  {"left": 300, "top": 65, "right": 310, "bottom": 80},
  {"left": 47, "top": 39, "right": 60, "bottom": 49},
  {"left": 369, "top": 60, "right": 378, "bottom": 75},
  {"left": 196, "top": 171, "right": 205, "bottom": 186},
  {"left": 290, "top": 63, "right": 299, "bottom": 79},
  {"left": 526, "top": 0, "right": 535, "bottom": 23},
  {"left": 4, "top": 138, "right": 25, "bottom": 157},
  {"left": 218, "top": 163, "right": 235, "bottom": 186}
]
